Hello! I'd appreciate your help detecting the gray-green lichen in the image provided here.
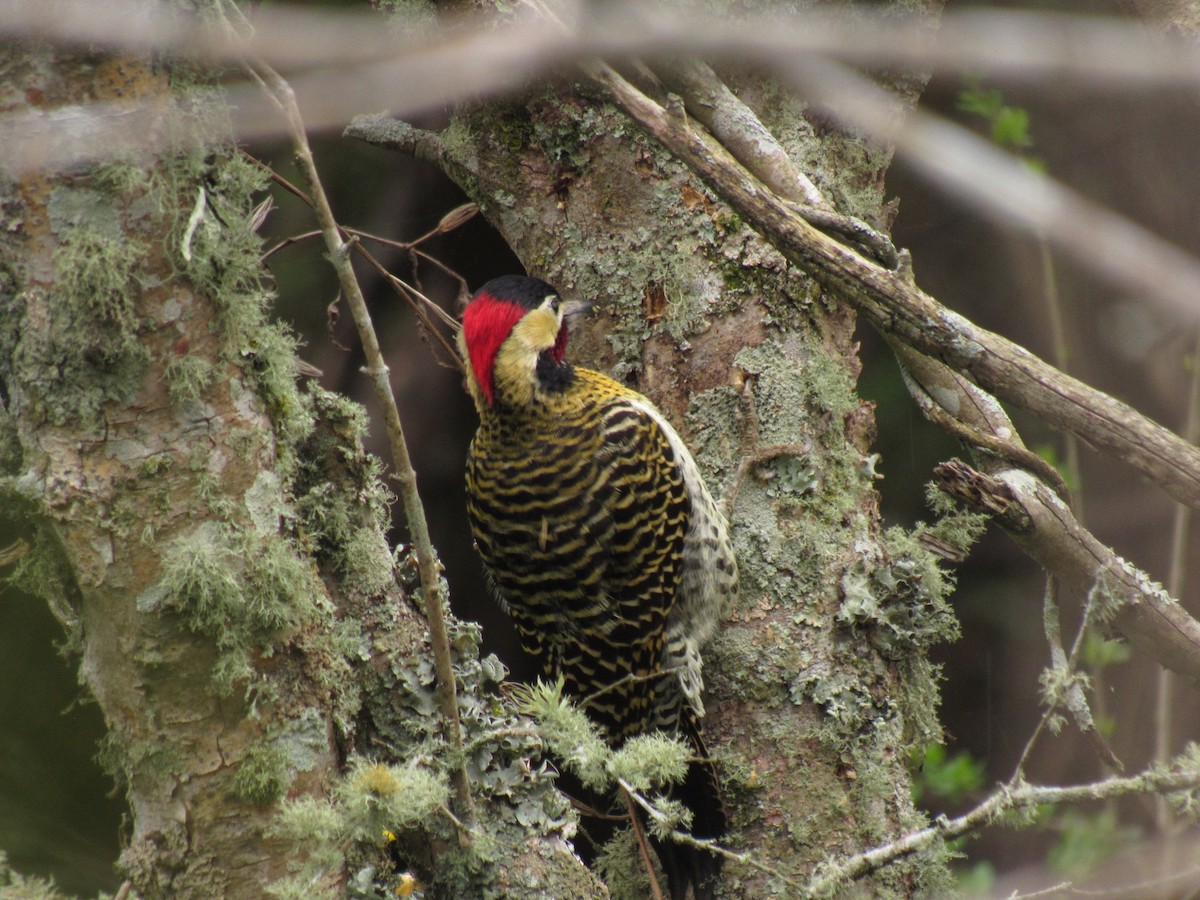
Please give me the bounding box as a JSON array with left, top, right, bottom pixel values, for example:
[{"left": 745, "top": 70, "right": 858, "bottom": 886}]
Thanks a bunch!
[
  {"left": 9, "top": 223, "right": 150, "bottom": 429},
  {"left": 271, "top": 621, "right": 584, "bottom": 898},
  {"left": 235, "top": 740, "right": 291, "bottom": 807},
  {"left": 148, "top": 521, "right": 324, "bottom": 695}
]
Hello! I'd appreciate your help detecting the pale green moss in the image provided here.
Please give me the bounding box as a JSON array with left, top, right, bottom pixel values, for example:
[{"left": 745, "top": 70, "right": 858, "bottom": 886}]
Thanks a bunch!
[
  {"left": 235, "top": 741, "right": 291, "bottom": 806},
  {"left": 151, "top": 522, "right": 323, "bottom": 694}
]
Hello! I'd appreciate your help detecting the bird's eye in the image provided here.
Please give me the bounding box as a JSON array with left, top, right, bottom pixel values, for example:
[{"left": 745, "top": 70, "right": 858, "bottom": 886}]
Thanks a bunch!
[{"left": 548, "top": 296, "right": 561, "bottom": 314}]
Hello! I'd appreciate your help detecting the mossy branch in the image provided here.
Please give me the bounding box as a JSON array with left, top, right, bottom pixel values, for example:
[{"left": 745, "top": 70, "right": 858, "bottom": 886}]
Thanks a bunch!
[
  {"left": 246, "top": 56, "right": 474, "bottom": 827},
  {"left": 935, "top": 460, "right": 1200, "bottom": 681}
]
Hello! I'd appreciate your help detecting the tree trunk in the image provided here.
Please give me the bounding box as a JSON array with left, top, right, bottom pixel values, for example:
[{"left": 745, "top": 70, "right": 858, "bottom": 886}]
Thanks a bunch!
[
  {"left": 0, "top": 46, "right": 349, "bottom": 897},
  {"left": 350, "top": 11, "right": 955, "bottom": 891},
  {"left": 1, "top": 37, "right": 609, "bottom": 900}
]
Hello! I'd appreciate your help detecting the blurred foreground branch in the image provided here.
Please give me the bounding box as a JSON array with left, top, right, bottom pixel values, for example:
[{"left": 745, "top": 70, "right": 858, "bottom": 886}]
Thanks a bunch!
[{"left": 6, "top": 2, "right": 1200, "bottom": 334}]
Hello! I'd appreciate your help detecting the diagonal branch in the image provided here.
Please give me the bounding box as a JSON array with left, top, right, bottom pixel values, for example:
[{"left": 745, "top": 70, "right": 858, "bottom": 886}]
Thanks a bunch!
[
  {"left": 805, "top": 753, "right": 1200, "bottom": 893},
  {"left": 583, "top": 60, "right": 1200, "bottom": 513},
  {"left": 935, "top": 459, "right": 1200, "bottom": 681}
]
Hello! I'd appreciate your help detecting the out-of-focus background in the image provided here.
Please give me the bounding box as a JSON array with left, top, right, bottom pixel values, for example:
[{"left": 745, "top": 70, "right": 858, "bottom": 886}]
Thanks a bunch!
[{"left": 4, "top": 0, "right": 1199, "bottom": 894}]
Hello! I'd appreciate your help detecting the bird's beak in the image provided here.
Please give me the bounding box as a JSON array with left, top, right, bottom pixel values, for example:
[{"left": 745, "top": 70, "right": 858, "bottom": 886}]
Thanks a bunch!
[{"left": 562, "top": 299, "right": 593, "bottom": 321}]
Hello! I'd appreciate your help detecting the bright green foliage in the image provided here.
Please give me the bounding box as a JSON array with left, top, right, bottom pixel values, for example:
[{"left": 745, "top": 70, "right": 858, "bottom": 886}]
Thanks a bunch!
[
  {"left": 957, "top": 78, "right": 1033, "bottom": 150},
  {"left": 910, "top": 743, "right": 985, "bottom": 805},
  {"left": 1047, "top": 807, "right": 1140, "bottom": 877},
  {"left": 1081, "top": 634, "right": 1131, "bottom": 670},
  {"left": 955, "top": 860, "right": 996, "bottom": 896}
]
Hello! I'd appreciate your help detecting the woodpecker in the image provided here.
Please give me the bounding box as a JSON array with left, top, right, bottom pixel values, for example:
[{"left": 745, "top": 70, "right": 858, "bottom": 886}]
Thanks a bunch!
[{"left": 460, "top": 274, "right": 737, "bottom": 899}]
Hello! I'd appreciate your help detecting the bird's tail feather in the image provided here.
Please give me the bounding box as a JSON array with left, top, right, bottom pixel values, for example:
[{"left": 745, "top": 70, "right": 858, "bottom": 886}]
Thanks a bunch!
[{"left": 650, "top": 711, "right": 725, "bottom": 900}]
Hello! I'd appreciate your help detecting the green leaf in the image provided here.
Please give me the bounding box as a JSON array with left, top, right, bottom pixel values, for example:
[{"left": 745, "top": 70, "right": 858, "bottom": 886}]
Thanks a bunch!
[{"left": 991, "top": 106, "right": 1033, "bottom": 149}]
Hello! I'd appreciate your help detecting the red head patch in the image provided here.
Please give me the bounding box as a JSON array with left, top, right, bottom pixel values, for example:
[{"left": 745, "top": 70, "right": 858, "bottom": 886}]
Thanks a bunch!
[{"left": 462, "top": 292, "right": 526, "bottom": 406}]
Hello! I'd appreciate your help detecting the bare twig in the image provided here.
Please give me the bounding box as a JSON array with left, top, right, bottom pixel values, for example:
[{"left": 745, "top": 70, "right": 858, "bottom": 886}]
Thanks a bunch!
[
  {"left": 1158, "top": 329, "right": 1200, "bottom": 832},
  {"left": 614, "top": 778, "right": 778, "bottom": 885},
  {"left": 1040, "top": 579, "right": 1123, "bottom": 771},
  {"left": 803, "top": 757, "right": 1200, "bottom": 893},
  {"left": 621, "top": 788, "right": 666, "bottom": 900},
  {"left": 1038, "top": 237, "right": 1084, "bottom": 516},
  {"left": 244, "top": 54, "right": 474, "bottom": 827}
]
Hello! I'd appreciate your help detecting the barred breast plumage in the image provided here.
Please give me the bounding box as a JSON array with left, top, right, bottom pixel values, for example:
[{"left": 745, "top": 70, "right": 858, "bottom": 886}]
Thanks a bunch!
[{"left": 459, "top": 274, "right": 736, "bottom": 899}]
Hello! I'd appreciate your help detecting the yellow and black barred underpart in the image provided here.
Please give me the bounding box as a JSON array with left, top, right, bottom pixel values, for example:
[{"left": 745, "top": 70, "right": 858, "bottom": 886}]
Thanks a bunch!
[
  {"left": 460, "top": 275, "right": 737, "bottom": 900},
  {"left": 467, "top": 369, "right": 691, "bottom": 738}
]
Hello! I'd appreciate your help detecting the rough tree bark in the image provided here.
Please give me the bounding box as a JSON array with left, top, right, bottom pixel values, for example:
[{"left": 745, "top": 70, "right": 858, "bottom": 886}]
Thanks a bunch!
[
  {"left": 351, "top": 1, "right": 955, "bottom": 893},
  {"left": 0, "top": 47, "right": 349, "bottom": 898},
  {"left": 1, "top": 39, "right": 601, "bottom": 900}
]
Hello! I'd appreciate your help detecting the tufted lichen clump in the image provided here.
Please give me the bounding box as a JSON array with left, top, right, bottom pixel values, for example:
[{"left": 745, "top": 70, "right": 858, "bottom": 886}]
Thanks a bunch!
[
  {"left": 291, "top": 388, "right": 396, "bottom": 599},
  {"left": 149, "top": 521, "right": 325, "bottom": 695},
  {"left": 269, "top": 621, "right": 587, "bottom": 898},
  {"left": 235, "top": 741, "right": 291, "bottom": 807},
  {"left": 11, "top": 223, "right": 150, "bottom": 428}
]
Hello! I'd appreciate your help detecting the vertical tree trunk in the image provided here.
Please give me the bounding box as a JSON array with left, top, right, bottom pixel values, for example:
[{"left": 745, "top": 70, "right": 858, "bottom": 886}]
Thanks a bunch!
[
  {"left": 351, "top": 27, "right": 955, "bottom": 893},
  {"left": 2, "top": 38, "right": 611, "bottom": 900},
  {"left": 0, "top": 46, "right": 353, "bottom": 898}
]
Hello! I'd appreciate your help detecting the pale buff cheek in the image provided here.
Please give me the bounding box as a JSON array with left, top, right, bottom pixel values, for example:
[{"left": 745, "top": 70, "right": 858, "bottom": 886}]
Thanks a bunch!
[
  {"left": 491, "top": 312, "right": 559, "bottom": 404},
  {"left": 492, "top": 346, "right": 540, "bottom": 402}
]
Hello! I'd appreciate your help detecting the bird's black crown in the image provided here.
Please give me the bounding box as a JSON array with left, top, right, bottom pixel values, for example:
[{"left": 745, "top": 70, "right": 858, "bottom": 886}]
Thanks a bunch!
[{"left": 476, "top": 274, "right": 560, "bottom": 310}]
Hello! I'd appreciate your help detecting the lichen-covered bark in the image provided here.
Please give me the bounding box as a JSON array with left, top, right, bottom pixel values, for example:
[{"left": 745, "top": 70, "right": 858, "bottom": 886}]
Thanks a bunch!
[
  {"left": 0, "top": 47, "right": 351, "bottom": 898},
  {"left": 1, "top": 37, "right": 611, "bottom": 900},
  {"left": 351, "top": 24, "right": 956, "bottom": 895}
]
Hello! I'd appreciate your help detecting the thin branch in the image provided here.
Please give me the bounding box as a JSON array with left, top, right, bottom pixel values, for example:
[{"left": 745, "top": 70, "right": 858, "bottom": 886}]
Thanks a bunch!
[
  {"left": 935, "top": 460, "right": 1200, "bottom": 681},
  {"left": 1158, "top": 329, "right": 1200, "bottom": 831},
  {"left": 247, "top": 153, "right": 465, "bottom": 364},
  {"left": 243, "top": 55, "right": 475, "bottom": 827},
  {"left": 803, "top": 757, "right": 1200, "bottom": 894},
  {"left": 1040, "top": 579, "right": 1123, "bottom": 771},
  {"left": 621, "top": 788, "right": 666, "bottom": 900},
  {"left": 1039, "top": 237, "right": 1084, "bottom": 516},
  {"left": 614, "top": 778, "right": 780, "bottom": 885},
  {"left": 581, "top": 59, "right": 1200, "bottom": 513}
]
